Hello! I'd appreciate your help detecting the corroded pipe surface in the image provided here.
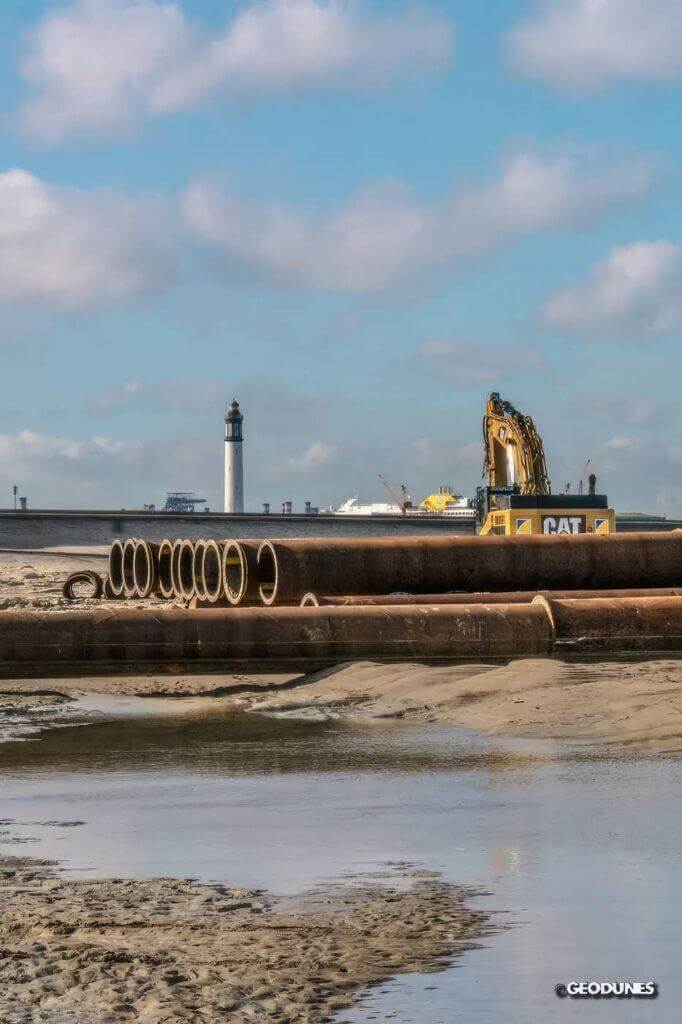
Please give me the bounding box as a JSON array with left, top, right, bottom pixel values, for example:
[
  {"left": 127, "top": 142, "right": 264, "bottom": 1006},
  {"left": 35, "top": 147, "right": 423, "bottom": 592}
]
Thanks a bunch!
[
  {"left": 2, "top": 596, "right": 681, "bottom": 676},
  {"left": 170, "top": 539, "right": 185, "bottom": 600},
  {"left": 539, "top": 595, "right": 682, "bottom": 655},
  {"left": 133, "top": 540, "right": 159, "bottom": 600},
  {"left": 108, "top": 539, "right": 125, "bottom": 598},
  {"left": 0, "top": 602, "right": 553, "bottom": 672},
  {"left": 201, "top": 540, "right": 225, "bottom": 604},
  {"left": 260, "top": 533, "right": 682, "bottom": 605},
  {"left": 301, "top": 588, "right": 682, "bottom": 607},
  {"left": 122, "top": 538, "right": 138, "bottom": 599},
  {"left": 223, "top": 540, "right": 261, "bottom": 606},
  {"left": 157, "top": 539, "right": 174, "bottom": 599},
  {"left": 187, "top": 595, "right": 231, "bottom": 609},
  {"left": 192, "top": 541, "right": 207, "bottom": 601},
  {"left": 176, "top": 540, "right": 196, "bottom": 601}
]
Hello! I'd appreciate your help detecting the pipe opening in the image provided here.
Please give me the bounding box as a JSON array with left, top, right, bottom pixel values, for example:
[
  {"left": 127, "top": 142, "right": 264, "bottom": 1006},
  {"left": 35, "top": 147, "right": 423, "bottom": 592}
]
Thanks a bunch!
[
  {"left": 108, "top": 539, "right": 125, "bottom": 597},
  {"left": 202, "top": 541, "right": 223, "bottom": 603},
  {"left": 157, "top": 540, "right": 174, "bottom": 599},
  {"left": 178, "top": 540, "right": 196, "bottom": 600},
  {"left": 300, "top": 593, "right": 320, "bottom": 607},
  {"left": 122, "top": 538, "right": 138, "bottom": 598},
  {"left": 257, "top": 541, "right": 278, "bottom": 606},
  {"left": 193, "top": 541, "right": 207, "bottom": 600},
  {"left": 133, "top": 540, "right": 154, "bottom": 598},
  {"left": 223, "top": 541, "right": 246, "bottom": 605},
  {"left": 171, "top": 539, "right": 185, "bottom": 600}
]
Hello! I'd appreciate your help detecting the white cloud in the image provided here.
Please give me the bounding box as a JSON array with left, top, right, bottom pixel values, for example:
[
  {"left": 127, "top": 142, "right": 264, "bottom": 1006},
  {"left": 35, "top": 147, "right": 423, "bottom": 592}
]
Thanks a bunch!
[
  {"left": 0, "top": 429, "right": 144, "bottom": 469},
  {"left": 183, "top": 151, "right": 656, "bottom": 293},
  {"left": 287, "top": 441, "right": 339, "bottom": 474},
  {"left": 543, "top": 241, "right": 682, "bottom": 334},
  {"left": 507, "top": 0, "right": 682, "bottom": 93},
  {"left": 20, "top": 0, "right": 453, "bottom": 142},
  {"left": 0, "top": 168, "right": 176, "bottom": 311},
  {"left": 420, "top": 337, "right": 546, "bottom": 385}
]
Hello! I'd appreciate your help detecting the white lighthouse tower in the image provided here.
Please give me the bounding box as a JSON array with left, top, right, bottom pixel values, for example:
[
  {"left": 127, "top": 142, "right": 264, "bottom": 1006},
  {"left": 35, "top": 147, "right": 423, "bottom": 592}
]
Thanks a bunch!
[{"left": 224, "top": 398, "right": 244, "bottom": 513}]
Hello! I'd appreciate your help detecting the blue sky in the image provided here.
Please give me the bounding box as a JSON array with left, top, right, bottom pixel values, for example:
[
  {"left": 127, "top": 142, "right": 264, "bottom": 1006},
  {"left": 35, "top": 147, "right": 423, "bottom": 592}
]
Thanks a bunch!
[{"left": 0, "top": 0, "right": 680, "bottom": 513}]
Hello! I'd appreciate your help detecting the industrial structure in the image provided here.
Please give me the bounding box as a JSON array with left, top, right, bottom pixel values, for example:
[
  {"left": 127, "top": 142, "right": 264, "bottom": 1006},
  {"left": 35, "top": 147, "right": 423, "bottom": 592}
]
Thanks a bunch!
[
  {"left": 224, "top": 399, "right": 244, "bottom": 514},
  {"left": 476, "top": 392, "right": 615, "bottom": 536}
]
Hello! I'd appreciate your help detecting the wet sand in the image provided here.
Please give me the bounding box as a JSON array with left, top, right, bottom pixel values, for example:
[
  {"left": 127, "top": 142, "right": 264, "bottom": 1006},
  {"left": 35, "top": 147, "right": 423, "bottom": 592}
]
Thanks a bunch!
[
  {"left": 0, "top": 854, "right": 489, "bottom": 1024},
  {"left": 3, "top": 656, "right": 681, "bottom": 752},
  {"left": 240, "top": 657, "right": 682, "bottom": 753}
]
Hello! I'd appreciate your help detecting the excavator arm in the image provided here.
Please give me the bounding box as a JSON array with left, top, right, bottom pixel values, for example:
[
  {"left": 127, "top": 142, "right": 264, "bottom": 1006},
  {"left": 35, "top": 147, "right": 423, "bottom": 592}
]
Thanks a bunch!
[{"left": 483, "top": 392, "right": 550, "bottom": 496}]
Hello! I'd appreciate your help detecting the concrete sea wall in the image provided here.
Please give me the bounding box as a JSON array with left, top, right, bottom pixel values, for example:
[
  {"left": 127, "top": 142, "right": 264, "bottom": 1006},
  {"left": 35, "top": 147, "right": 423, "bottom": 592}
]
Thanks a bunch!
[{"left": 0, "top": 511, "right": 678, "bottom": 550}]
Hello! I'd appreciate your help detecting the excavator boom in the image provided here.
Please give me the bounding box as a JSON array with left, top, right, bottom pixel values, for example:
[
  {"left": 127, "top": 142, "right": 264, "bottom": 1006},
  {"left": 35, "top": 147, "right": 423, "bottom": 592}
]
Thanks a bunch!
[{"left": 483, "top": 392, "right": 550, "bottom": 495}]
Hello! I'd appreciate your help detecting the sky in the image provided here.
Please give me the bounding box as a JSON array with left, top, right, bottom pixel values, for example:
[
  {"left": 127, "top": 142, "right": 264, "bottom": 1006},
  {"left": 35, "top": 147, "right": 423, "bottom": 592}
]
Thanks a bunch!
[{"left": 0, "top": 0, "right": 680, "bottom": 515}]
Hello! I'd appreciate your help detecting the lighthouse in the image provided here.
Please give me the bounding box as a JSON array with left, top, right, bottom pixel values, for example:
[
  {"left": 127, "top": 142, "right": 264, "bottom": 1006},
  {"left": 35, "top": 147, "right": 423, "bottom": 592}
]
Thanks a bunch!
[{"left": 224, "top": 398, "right": 244, "bottom": 513}]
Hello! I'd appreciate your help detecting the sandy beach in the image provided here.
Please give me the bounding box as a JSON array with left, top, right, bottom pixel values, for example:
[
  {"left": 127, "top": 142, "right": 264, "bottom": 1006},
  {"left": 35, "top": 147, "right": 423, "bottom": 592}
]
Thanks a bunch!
[
  {"left": 0, "top": 854, "right": 489, "bottom": 1024},
  {"left": 1, "top": 548, "right": 681, "bottom": 1021}
]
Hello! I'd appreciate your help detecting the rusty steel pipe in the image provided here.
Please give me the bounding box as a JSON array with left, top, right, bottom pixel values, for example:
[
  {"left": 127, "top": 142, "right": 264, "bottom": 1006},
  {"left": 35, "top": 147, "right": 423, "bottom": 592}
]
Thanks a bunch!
[
  {"left": 170, "top": 539, "right": 184, "bottom": 600},
  {"left": 174, "top": 540, "right": 196, "bottom": 601},
  {"left": 187, "top": 595, "right": 231, "bottom": 609},
  {"left": 259, "top": 532, "right": 682, "bottom": 606},
  {"left": 1, "top": 596, "right": 681, "bottom": 676},
  {"left": 108, "top": 539, "right": 125, "bottom": 598},
  {"left": 192, "top": 540, "right": 207, "bottom": 601},
  {"left": 122, "top": 537, "right": 138, "bottom": 599},
  {"left": 132, "top": 540, "right": 160, "bottom": 599},
  {"left": 223, "top": 540, "right": 262, "bottom": 606},
  {"left": 0, "top": 602, "right": 554, "bottom": 673},
  {"left": 301, "top": 588, "right": 682, "bottom": 607},
  {"left": 157, "top": 539, "right": 174, "bottom": 599},
  {"left": 200, "top": 540, "right": 225, "bottom": 604},
  {"left": 538, "top": 595, "right": 682, "bottom": 656}
]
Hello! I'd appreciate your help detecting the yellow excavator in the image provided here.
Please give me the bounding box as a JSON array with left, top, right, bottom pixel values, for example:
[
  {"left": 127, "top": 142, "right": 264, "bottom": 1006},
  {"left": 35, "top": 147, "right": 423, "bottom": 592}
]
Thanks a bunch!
[{"left": 476, "top": 392, "right": 615, "bottom": 536}]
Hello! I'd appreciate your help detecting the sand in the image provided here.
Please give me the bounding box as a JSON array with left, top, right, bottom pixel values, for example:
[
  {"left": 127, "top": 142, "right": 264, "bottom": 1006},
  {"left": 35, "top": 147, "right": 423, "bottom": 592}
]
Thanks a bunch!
[
  {"left": 0, "top": 551, "right": 176, "bottom": 612},
  {"left": 0, "top": 854, "right": 490, "bottom": 1024},
  {"left": 236, "top": 657, "right": 682, "bottom": 753}
]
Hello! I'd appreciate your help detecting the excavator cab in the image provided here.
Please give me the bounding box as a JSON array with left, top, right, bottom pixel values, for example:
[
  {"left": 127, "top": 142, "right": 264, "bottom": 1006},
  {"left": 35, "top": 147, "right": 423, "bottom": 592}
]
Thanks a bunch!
[{"left": 477, "top": 393, "right": 615, "bottom": 536}]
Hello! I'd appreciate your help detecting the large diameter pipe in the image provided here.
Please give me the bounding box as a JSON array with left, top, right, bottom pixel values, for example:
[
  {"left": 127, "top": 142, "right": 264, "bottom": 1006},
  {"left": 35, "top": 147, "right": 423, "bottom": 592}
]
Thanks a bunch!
[
  {"left": 0, "top": 602, "right": 554, "bottom": 673},
  {"left": 108, "top": 539, "right": 125, "bottom": 598},
  {"left": 157, "top": 539, "right": 174, "bottom": 599},
  {"left": 133, "top": 540, "right": 160, "bottom": 599},
  {"left": 301, "top": 588, "right": 682, "bottom": 607},
  {"left": 223, "top": 540, "right": 262, "bottom": 606},
  {"left": 538, "top": 595, "right": 682, "bottom": 655},
  {"left": 1, "top": 597, "right": 681, "bottom": 676},
  {"left": 192, "top": 540, "right": 207, "bottom": 601},
  {"left": 173, "top": 540, "right": 196, "bottom": 601},
  {"left": 201, "top": 540, "right": 225, "bottom": 604},
  {"left": 122, "top": 538, "right": 138, "bottom": 599},
  {"left": 259, "top": 532, "right": 682, "bottom": 605}
]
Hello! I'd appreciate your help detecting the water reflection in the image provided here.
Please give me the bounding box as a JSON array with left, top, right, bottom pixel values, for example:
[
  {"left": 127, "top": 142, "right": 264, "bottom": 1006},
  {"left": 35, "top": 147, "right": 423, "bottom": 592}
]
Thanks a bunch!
[
  {"left": 0, "top": 700, "right": 557, "bottom": 778},
  {"left": 2, "top": 698, "right": 681, "bottom": 1024}
]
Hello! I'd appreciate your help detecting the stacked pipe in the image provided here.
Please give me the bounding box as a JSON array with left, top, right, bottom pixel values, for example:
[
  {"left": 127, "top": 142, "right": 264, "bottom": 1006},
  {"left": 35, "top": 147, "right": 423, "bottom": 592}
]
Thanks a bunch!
[
  {"left": 78, "top": 531, "right": 682, "bottom": 674},
  {"left": 107, "top": 531, "right": 682, "bottom": 606},
  {"left": 108, "top": 536, "right": 263, "bottom": 605}
]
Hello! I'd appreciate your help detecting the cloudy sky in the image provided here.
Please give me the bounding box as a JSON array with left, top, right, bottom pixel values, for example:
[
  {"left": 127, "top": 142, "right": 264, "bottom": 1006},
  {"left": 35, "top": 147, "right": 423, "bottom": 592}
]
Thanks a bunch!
[{"left": 0, "top": 0, "right": 680, "bottom": 514}]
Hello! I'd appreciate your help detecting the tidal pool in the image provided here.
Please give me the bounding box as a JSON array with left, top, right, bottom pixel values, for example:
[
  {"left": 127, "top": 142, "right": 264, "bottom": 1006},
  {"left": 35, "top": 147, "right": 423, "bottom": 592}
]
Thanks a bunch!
[{"left": 1, "top": 698, "right": 680, "bottom": 1023}]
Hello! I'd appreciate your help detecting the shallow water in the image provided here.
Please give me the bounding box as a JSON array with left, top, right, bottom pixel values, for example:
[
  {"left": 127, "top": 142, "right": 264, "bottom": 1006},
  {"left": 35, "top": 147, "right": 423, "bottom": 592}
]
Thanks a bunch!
[{"left": 1, "top": 698, "right": 680, "bottom": 1023}]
